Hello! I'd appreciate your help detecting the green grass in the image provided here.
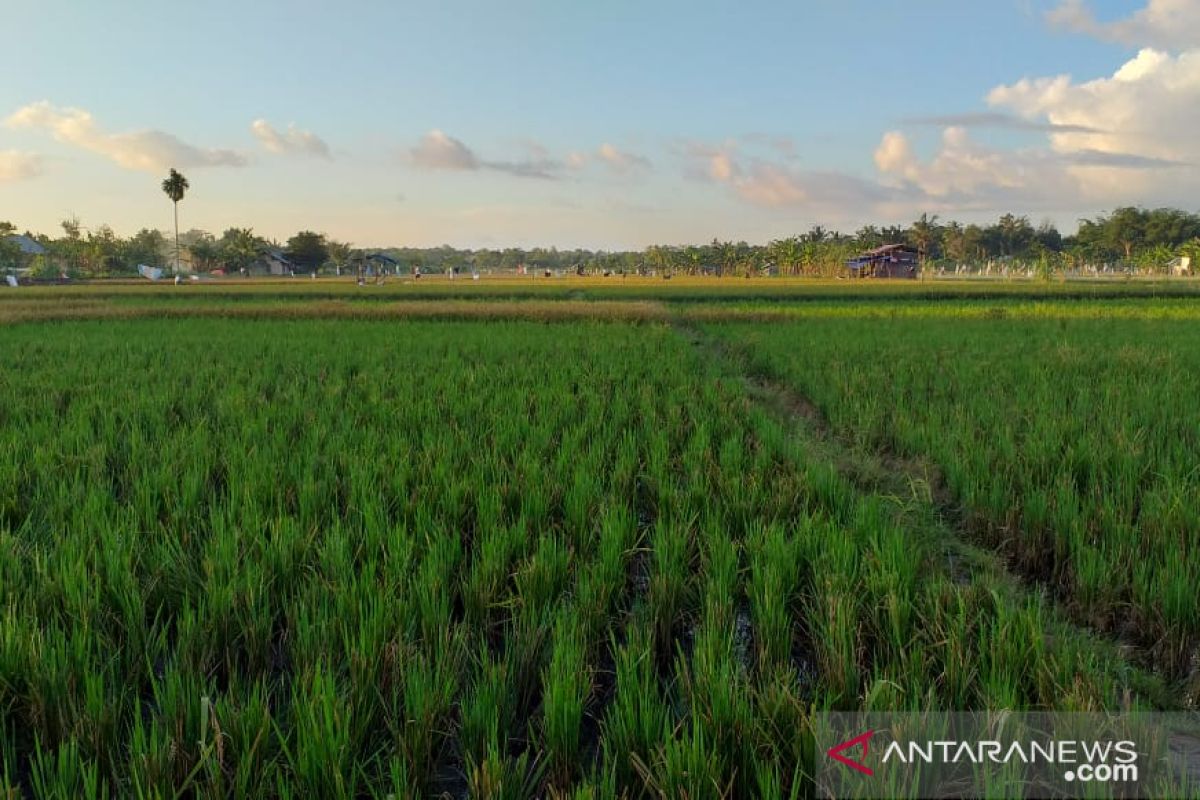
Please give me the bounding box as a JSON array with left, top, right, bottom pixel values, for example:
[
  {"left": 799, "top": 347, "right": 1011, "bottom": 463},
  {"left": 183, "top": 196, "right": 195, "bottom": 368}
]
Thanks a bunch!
[
  {"left": 0, "top": 298, "right": 1193, "bottom": 797},
  {"left": 707, "top": 308, "right": 1200, "bottom": 683}
]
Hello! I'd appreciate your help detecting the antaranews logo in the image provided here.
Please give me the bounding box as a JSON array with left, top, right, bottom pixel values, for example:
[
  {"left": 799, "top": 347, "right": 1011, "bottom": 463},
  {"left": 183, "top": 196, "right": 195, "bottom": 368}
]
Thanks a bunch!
[
  {"left": 826, "top": 730, "right": 876, "bottom": 776},
  {"left": 815, "top": 712, "right": 1193, "bottom": 799},
  {"left": 826, "top": 730, "right": 1138, "bottom": 783}
]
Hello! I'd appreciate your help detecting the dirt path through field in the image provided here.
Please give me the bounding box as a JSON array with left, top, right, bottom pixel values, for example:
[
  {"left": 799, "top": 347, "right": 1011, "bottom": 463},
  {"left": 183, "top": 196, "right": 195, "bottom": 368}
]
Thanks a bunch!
[{"left": 671, "top": 315, "right": 1193, "bottom": 711}]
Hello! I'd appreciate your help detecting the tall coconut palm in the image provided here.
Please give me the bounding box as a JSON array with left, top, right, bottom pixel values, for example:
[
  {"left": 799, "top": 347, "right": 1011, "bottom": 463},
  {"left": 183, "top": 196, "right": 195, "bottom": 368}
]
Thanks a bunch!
[
  {"left": 909, "top": 213, "right": 940, "bottom": 276},
  {"left": 161, "top": 169, "right": 189, "bottom": 273}
]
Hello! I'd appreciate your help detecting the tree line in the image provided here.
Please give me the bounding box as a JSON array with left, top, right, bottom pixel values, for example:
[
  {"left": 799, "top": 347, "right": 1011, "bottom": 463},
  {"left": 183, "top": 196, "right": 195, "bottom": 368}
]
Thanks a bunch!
[{"left": 5, "top": 207, "right": 1200, "bottom": 278}]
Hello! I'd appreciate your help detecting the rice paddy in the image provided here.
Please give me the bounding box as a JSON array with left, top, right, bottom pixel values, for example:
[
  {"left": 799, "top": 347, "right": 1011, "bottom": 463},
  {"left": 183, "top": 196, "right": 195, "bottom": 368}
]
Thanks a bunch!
[{"left": 0, "top": 281, "right": 1196, "bottom": 797}]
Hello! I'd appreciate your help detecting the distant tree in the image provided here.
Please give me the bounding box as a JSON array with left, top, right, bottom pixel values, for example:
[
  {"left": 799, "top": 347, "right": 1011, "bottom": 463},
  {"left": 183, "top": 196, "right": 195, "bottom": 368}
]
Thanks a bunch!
[
  {"left": 768, "top": 237, "right": 802, "bottom": 276},
  {"left": 941, "top": 221, "right": 966, "bottom": 263},
  {"left": 804, "top": 224, "right": 829, "bottom": 244},
  {"left": 161, "top": 168, "right": 189, "bottom": 273},
  {"left": 994, "top": 213, "right": 1034, "bottom": 258},
  {"left": 325, "top": 239, "right": 352, "bottom": 274},
  {"left": 60, "top": 216, "right": 82, "bottom": 241},
  {"left": 124, "top": 228, "right": 167, "bottom": 269},
  {"left": 285, "top": 231, "right": 329, "bottom": 272},
  {"left": 0, "top": 237, "right": 20, "bottom": 271},
  {"left": 84, "top": 225, "right": 121, "bottom": 275},
  {"left": 52, "top": 216, "right": 86, "bottom": 273},
  {"left": 908, "top": 213, "right": 941, "bottom": 268},
  {"left": 962, "top": 224, "right": 986, "bottom": 262},
  {"left": 855, "top": 225, "right": 882, "bottom": 248},
  {"left": 1034, "top": 220, "right": 1063, "bottom": 252},
  {"left": 1178, "top": 238, "right": 1200, "bottom": 274},
  {"left": 188, "top": 238, "right": 220, "bottom": 272},
  {"left": 219, "top": 227, "right": 263, "bottom": 273},
  {"left": 1104, "top": 207, "right": 1145, "bottom": 262}
]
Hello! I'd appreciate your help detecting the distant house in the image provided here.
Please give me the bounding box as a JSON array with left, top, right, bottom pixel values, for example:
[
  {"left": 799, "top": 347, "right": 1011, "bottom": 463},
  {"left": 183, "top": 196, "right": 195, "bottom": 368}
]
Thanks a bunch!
[
  {"left": 3, "top": 235, "right": 47, "bottom": 277},
  {"left": 1169, "top": 256, "right": 1192, "bottom": 276},
  {"left": 6, "top": 234, "right": 46, "bottom": 256},
  {"left": 350, "top": 252, "right": 399, "bottom": 278},
  {"left": 846, "top": 243, "right": 919, "bottom": 279},
  {"left": 255, "top": 248, "right": 297, "bottom": 276},
  {"left": 366, "top": 253, "right": 399, "bottom": 273}
]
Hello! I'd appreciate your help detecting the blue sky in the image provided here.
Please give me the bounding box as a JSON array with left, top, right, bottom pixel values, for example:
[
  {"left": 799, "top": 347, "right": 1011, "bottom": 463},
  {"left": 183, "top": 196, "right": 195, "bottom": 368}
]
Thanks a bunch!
[{"left": 1, "top": 0, "right": 1197, "bottom": 248}]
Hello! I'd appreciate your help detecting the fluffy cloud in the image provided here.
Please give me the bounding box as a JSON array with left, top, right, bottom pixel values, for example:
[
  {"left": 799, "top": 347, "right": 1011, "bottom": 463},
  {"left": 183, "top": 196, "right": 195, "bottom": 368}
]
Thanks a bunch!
[
  {"left": 874, "top": 127, "right": 1031, "bottom": 200},
  {"left": 901, "top": 111, "right": 1098, "bottom": 133},
  {"left": 250, "top": 120, "right": 331, "bottom": 159},
  {"left": 0, "top": 150, "right": 43, "bottom": 182},
  {"left": 872, "top": 125, "right": 1184, "bottom": 214},
  {"left": 987, "top": 48, "right": 1200, "bottom": 164},
  {"left": 410, "top": 129, "right": 479, "bottom": 170},
  {"left": 409, "top": 130, "right": 561, "bottom": 178},
  {"left": 683, "top": 139, "right": 886, "bottom": 212},
  {"left": 865, "top": 11, "right": 1200, "bottom": 216},
  {"left": 672, "top": 1, "right": 1200, "bottom": 218},
  {"left": 5, "top": 101, "right": 245, "bottom": 171},
  {"left": 596, "top": 143, "right": 650, "bottom": 173},
  {"left": 1047, "top": 0, "right": 1200, "bottom": 50}
]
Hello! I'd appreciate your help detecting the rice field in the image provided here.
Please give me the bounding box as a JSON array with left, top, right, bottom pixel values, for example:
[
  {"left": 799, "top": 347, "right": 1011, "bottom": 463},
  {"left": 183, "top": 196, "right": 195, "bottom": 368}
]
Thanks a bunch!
[
  {"left": 0, "top": 283, "right": 1195, "bottom": 797},
  {"left": 706, "top": 309, "right": 1200, "bottom": 683}
]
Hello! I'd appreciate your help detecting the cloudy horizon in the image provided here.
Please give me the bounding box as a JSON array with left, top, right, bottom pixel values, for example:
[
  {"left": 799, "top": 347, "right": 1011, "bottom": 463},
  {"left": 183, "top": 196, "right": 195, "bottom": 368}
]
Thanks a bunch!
[{"left": 2, "top": 0, "right": 1197, "bottom": 249}]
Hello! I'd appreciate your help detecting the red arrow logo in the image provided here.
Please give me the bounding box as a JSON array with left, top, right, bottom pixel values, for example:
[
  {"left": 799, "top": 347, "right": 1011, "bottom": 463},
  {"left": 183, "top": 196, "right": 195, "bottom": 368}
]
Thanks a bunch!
[{"left": 827, "top": 730, "right": 875, "bottom": 776}]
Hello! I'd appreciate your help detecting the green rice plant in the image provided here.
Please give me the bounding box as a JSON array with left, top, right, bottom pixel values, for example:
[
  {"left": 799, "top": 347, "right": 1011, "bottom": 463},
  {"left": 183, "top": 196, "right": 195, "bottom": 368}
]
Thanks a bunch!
[
  {"left": 280, "top": 666, "right": 361, "bottom": 797},
  {"left": 373, "top": 756, "right": 417, "bottom": 800},
  {"left": 464, "top": 744, "right": 544, "bottom": 800},
  {"left": 0, "top": 308, "right": 1186, "bottom": 794},
  {"left": 679, "top": 584, "right": 756, "bottom": 794},
  {"left": 633, "top": 723, "right": 731, "bottom": 800},
  {"left": 211, "top": 679, "right": 281, "bottom": 798},
  {"left": 541, "top": 608, "right": 592, "bottom": 784},
  {"left": 28, "top": 738, "right": 109, "bottom": 800},
  {"left": 462, "top": 524, "right": 521, "bottom": 633},
  {"left": 394, "top": 630, "right": 463, "bottom": 785},
  {"left": 460, "top": 646, "right": 514, "bottom": 767},
  {"left": 709, "top": 309, "right": 1200, "bottom": 680},
  {"left": 600, "top": 623, "right": 672, "bottom": 790},
  {"left": 752, "top": 664, "right": 812, "bottom": 785},
  {"left": 504, "top": 604, "right": 556, "bottom": 726},
  {"left": 514, "top": 534, "right": 571, "bottom": 616},
  {"left": 747, "top": 523, "right": 800, "bottom": 674},
  {"left": 647, "top": 521, "right": 691, "bottom": 668}
]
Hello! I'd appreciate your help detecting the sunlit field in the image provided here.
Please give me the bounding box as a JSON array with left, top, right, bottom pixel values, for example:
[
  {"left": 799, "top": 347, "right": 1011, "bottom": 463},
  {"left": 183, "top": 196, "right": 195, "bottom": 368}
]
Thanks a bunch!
[{"left": 1, "top": 280, "right": 1196, "bottom": 797}]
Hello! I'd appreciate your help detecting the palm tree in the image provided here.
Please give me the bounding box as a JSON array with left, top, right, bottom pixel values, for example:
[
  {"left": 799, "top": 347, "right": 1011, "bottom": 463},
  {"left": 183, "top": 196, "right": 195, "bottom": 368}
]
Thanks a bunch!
[
  {"left": 161, "top": 168, "right": 189, "bottom": 273},
  {"left": 223, "top": 227, "right": 263, "bottom": 273},
  {"left": 908, "top": 213, "right": 940, "bottom": 267}
]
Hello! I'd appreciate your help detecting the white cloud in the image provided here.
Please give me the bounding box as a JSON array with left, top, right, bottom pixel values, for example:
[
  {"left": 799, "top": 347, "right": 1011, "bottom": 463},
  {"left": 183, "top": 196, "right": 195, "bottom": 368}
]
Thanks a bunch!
[
  {"left": 411, "top": 130, "right": 572, "bottom": 179},
  {"left": 250, "top": 119, "right": 331, "bottom": 159},
  {"left": 875, "top": 127, "right": 1031, "bottom": 199},
  {"left": 1047, "top": 0, "right": 1200, "bottom": 50},
  {"left": 987, "top": 48, "right": 1200, "bottom": 164},
  {"left": 596, "top": 143, "right": 650, "bottom": 173},
  {"left": 900, "top": 111, "right": 1098, "bottom": 133},
  {"left": 0, "top": 150, "right": 43, "bottom": 182},
  {"left": 683, "top": 139, "right": 885, "bottom": 212},
  {"left": 409, "top": 129, "right": 479, "bottom": 170},
  {"left": 5, "top": 101, "right": 245, "bottom": 171},
  {"left": 857, "top": 28, "right": 1200, "bottom": 215},
  {"left": 984, "top": 46, "right": 1200, "bottom": 202}
]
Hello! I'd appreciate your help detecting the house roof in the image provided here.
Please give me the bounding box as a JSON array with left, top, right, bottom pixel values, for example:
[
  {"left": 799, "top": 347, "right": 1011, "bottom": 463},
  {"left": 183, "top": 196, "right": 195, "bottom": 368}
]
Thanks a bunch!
[
  {"left": 263, "top": 248, "right": 295, "bottom": 264},
  {"left": 863, "top": 243, "right": 917, "bottom": 257},
  {"left": 6, "top": 234, "right": 46, "bottom": 255}
]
